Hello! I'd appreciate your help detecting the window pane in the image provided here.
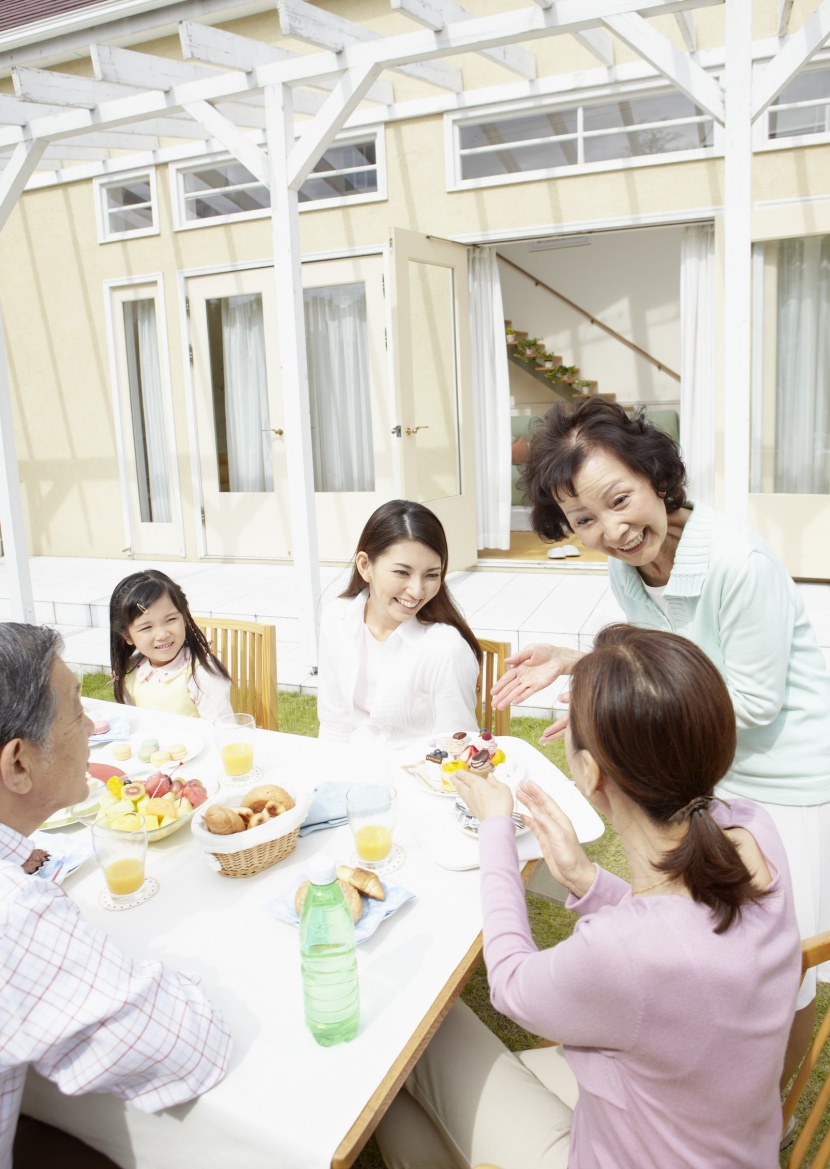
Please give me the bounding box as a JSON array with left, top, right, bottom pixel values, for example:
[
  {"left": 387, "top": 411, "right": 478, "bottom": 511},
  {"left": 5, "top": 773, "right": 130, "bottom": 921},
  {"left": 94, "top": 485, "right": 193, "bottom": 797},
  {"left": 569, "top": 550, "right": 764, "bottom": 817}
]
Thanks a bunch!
[
  {"left": 312, "top": 141, "right": 376, "bottom": 172},
  {"left": 304, "top": 284, "right": 374, "bottom": 492},
  {"left": 751, "top": 237, "right": 830, "bottom": 494},
  {"left": 583, "top": 93, "right": 700, "bottom": 131},
  {"left": 460, "top": 109, "right": 577, "bottom": 149},
  {"left": 106, "top": 179, "right": 151, "bottom": 209},
  {"left": 585, "top": 121, "right": 712, "bottom": 162},
  {"left": 298, "top": 170, "right": 378, "bottom": 202},
  {"left": 109, "top": 206, "right": 153, "bottom": 233},
  {"left": 769, "top": 104, "right": 830, "bottom": 139},
  {"left": 461, "top": 138, "right": 578, "bottom": 179},
  {"left": 776, "top": 68, "right": 830, "bottom": 105},
  {"left": 122, "top": 300, "right": 171, "bottom": 523},
  {"left": 185, "top": 187, "right": 270, "bottom": 220},
  {"left": 183, "top": 163, "right": 259, "bottom": 193},
  {"left": 205, "top": 294, "right": 274, "bottom": 493}
]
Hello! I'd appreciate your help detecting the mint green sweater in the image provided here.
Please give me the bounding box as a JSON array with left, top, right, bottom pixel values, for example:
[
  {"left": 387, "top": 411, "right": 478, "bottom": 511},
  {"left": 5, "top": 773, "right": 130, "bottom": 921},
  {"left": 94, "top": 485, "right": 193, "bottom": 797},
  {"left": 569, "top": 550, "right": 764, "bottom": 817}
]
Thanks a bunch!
[{"left": 609, "top": 501, "right": 830, "bottom": 805}]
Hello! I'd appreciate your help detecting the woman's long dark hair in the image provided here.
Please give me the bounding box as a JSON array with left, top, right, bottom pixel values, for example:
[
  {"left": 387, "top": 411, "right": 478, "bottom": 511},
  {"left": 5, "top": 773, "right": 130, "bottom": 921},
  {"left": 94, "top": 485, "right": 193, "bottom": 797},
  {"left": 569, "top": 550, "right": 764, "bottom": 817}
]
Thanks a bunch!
[
  {"left": 341, "top": 500, "right": 482, "bottom": 666},
  {"left": 569, "top": 625, "right": 763, "bottom": 934},
  {"left": 521, "top": 399, "right": 688, "bottom": 542},
  {"left": 109, "top": 570, "right": 230, "bottom": 704}
]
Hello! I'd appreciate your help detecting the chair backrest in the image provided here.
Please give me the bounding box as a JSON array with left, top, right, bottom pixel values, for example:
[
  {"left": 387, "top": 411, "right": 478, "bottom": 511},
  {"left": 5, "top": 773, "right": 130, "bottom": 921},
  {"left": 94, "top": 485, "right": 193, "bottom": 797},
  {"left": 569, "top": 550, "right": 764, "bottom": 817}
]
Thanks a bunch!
[
  {"left": 475, "top": 639, "right": 510, "bottom": 736},
  {"left": 195, "top": 617, "right": 279, "bottom": 732},
  {"left": 783, "top": 930, "right": 830, "bottom": 1169}
]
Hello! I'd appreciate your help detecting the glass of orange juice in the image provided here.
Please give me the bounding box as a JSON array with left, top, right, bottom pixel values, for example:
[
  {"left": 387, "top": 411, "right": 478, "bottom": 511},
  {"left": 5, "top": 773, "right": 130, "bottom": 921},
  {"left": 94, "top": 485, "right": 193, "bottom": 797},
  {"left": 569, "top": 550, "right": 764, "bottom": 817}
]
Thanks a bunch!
[
  {"left": 347, "top": 785, "right": 396, "bottom": 870},
  {"left": 92, "top": 815, "right": 148, "bottom": 907},
  {"left": 214, "top": 713, "right": 260, "bottom": 785}
]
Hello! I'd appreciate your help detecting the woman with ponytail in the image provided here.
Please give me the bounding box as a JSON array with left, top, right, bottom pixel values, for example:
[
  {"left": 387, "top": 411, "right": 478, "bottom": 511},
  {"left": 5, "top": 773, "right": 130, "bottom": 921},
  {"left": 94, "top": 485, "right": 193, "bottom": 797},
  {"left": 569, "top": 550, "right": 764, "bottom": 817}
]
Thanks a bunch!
[{"left": 376, "top": 626, "right": 801, "bottom": 1169}]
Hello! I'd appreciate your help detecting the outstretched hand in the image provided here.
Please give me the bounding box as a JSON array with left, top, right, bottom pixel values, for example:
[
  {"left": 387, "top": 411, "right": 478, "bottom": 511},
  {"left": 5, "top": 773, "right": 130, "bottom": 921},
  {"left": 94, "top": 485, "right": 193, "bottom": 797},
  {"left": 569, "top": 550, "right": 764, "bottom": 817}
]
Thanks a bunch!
[
  {"left": 454, "top": 770, "right": 515, "bottom": 822},
  {"left": 517, "top": 780, "right": 595, "bottom": 899},
  {"left": 491, "top": 643, "right": 584, "bottom": 710}
]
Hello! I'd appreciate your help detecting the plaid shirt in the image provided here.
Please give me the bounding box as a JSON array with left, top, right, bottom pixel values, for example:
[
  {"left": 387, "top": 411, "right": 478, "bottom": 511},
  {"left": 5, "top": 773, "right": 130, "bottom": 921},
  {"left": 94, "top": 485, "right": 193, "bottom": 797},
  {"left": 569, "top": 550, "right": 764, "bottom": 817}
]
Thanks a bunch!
[{"left": 0, "top": 821, "right": 231, "bottom": 1168}]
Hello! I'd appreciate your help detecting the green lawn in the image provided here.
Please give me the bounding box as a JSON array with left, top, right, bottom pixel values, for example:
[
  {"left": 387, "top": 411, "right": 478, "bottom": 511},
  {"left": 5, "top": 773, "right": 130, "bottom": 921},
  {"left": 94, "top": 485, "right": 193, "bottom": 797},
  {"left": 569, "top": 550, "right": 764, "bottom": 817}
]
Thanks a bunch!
[{"left": 82, "top": 679, "right": 828, "bottom": 1168}]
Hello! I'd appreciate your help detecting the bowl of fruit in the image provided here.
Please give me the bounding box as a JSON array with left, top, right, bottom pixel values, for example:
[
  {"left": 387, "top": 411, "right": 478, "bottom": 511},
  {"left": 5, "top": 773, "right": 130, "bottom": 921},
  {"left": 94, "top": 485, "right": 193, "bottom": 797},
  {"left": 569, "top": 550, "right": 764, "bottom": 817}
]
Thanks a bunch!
[{"left": 95, "top": 772, "right": 217, "bottom": 842}]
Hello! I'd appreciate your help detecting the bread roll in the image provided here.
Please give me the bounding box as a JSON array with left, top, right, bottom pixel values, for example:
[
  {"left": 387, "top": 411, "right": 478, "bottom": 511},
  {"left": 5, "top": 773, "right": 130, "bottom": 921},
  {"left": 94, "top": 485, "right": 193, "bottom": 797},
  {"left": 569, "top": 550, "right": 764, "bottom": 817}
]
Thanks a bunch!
[
  {"left": 337, "top": 864, "right": 386, "bottom": 901},
  {"left": 240, "top": 785, "right": 296, "bottom": 814},
  {"left": 204, "top": 805, "right": 247, "bottom": 835},
  {"left": 294, "top": 879, "right": 363, "bottom": 923}
]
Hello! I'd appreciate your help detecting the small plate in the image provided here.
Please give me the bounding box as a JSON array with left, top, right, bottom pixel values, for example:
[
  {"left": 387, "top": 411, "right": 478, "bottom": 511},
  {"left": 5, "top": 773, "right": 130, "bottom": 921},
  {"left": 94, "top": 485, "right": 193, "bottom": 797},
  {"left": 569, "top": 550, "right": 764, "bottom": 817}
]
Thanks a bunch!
[
  {"left": 454, "top": 801, "right": 528, "bottom": 839},
  {"left": 402, "top": 761, "right": 460, "bottom": 797},
  {"left": 92, "top": 733, "right": 205, "bottom": 772}
]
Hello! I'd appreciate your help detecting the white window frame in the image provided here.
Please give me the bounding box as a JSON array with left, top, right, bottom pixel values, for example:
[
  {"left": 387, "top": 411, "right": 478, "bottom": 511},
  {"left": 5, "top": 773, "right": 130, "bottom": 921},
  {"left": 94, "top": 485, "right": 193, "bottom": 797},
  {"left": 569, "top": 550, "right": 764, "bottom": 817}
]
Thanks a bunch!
[
  {"left": 298, "top": 125, "right": 386, "bottom": 212},
  {"left": 445, "top": 85, "right": 721, "bottom": 193},
  {"left": 756, "top": 55, "right": 830, "bottom": 154},
  {"left": 94, "top": 168, "right": 159, "bottom": 243},
  {"left": 169, "top": 153, "right": 271, "bottom": 232}
]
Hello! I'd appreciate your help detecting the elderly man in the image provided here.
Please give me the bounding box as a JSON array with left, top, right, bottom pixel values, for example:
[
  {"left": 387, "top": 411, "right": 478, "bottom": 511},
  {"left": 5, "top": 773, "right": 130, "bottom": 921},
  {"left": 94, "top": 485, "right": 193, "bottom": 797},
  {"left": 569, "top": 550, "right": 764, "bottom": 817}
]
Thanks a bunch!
[{"left": 0, "top": 623, "right": 231, "bottom": 1169}]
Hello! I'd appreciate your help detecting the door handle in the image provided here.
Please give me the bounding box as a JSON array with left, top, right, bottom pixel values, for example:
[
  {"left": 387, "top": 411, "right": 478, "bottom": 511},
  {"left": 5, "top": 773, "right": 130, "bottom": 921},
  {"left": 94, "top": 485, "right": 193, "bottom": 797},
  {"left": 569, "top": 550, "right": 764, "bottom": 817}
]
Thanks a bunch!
[
  {"left": 405, "top": 426, "right": 429, "bottom": 436},
  {"left": 262, "top": 428, "right": 284, "bottom": 436}
]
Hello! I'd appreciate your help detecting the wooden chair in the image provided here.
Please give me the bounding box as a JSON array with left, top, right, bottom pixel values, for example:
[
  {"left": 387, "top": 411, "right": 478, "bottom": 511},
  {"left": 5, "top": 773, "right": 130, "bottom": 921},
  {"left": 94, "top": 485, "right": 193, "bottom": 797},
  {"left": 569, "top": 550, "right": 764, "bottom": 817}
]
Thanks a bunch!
[
  {"left": 475, "top": 639, "right": 510, "bottom": 736},
  {"left": 474, "top": 929, "right": 830, "bottom": 1169},
  {"left": 783, "top": 929, "right": 830, "bottom": 1169},
  {"left": 195, "top": 617, "right": 279, "bottom": 731}
]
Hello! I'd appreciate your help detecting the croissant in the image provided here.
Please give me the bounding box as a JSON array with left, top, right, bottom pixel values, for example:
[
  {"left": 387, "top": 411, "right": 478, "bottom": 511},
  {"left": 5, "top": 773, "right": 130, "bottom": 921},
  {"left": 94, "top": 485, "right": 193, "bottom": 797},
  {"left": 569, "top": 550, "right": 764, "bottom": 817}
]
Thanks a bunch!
[
  {"left": 294, "top": 879, "right": 363, "bottom": 923},
  {"left": 241, "top": 785, "right": 295, "bottom": 814},
  {"left": 204, "top": 805, "right": 247, "bottom": 835},
  {"left": 337, "top": 864, "right": 386, "bottom": 901}
]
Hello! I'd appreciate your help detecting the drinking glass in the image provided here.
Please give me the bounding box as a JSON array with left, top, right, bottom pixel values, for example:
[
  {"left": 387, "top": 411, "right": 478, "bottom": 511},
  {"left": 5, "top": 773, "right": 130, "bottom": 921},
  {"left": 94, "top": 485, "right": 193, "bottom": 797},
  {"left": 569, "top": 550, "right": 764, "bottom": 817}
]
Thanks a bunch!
[
  {"left": 91, "top": 815, "right": 148, "bottom": 907},
  {"left": 214, "top": 713, "right": 260, "bottom": 784},
  {"left": 347, "top": 785, "right": 396, "bottom": 870}
]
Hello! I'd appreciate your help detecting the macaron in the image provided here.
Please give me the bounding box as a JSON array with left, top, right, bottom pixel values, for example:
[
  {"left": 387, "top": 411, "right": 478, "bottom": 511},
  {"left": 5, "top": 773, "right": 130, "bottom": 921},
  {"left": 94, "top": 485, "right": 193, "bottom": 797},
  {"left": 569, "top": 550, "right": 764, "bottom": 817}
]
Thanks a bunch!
[
  {"left": 111, "top": 742, "right": 132, "bottom": 761},
  {"left": 150, "top": 750, "right": 172, "bottom": 767},
  {"left": 139, "top": 738, "right": 159, "bottom": 763},
  {"left": 92, "top": 719, "right": 110, "bottom": 736},
  {"left": 167, "top": 743, "right": 187, "bottom": 761}
]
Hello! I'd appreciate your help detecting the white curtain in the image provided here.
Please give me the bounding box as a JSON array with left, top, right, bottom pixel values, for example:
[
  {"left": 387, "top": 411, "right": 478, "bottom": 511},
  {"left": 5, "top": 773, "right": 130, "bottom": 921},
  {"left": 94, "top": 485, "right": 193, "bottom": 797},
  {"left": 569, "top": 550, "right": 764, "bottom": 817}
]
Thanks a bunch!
[
  {"left": 679, "top": 224, "right": 716, "bottom": 506},
  {"left": 304, "top": 284, "right": 374, "bottom": 492},
  {"left": 125, "top": 299, "right": 171, "bottom": 524},
  {"left": 469, "top": 245, "right": 511, "bottom": 549},
  {"left": 222, "top": 294, "right": 273, "bottom": 492},
  {"left": 774, "top": 236, "right": 830, "bottom": 494}
]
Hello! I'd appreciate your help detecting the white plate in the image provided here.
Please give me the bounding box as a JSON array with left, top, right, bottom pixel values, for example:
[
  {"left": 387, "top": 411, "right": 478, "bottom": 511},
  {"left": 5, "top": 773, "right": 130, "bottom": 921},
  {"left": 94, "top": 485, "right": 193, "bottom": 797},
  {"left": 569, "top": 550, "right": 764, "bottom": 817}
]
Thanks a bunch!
[
  {"left": 91, "top": 732, "right": 205, "bottom": 771},
  {"left": 401, "top": 761, "right": 460, "bottom": 797}
]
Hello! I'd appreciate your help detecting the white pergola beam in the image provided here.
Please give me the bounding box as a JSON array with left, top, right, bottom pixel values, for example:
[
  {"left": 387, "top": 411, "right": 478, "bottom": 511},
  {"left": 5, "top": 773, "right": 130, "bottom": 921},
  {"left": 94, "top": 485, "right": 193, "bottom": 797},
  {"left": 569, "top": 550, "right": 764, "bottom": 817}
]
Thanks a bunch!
[
  {"left": 277, "top": 0, "right": 464, "bottom": 92},
  {"left": 752, "top": 0, "right": 830, "bottom": 121},
  {"left": 0, "top": 95, "right": 68, "bottom": 125},
  {"left": 180, "top": 18, "right": 395, "bottom": 105},
  {"left": 55, "top": 130, "right": 162, "bottom": 150},
  {"left": 675, "top": 12, "right": 697, "bottom": 51},
  {"left": 286, "top": 61, "right": 384, "bottom": 188},
  {"left": 0, "top": 0, "right": 724, "bottom": 154},
  {"left": 12, "top": 66, "right": 144, "bottom": 109},
  {"left": 778, "top": 0, "right": 795, "bottom": 38},
  {"left": 573, "top": 29, "right": 616, "bottom": 66},
  {"left": 603, "top": 12, "right": 725, "bottom": 122},
  {"left": 0, "top": 304, "right": 35, "bottom": 623},
  {"left": 390, "top": 0, "right": 537, "bottom": 79},
  {"left": 265, "top": 81, "right": 321, "bottom": 670},
  {"left": 181, "top": 99, "right": 269, "bottom": 183},
  {"left": 91, "top": 43, "right": 225, "bottom": 91},
  {"left": 0, "top": 137, "right": 47, "bottom": 232}
]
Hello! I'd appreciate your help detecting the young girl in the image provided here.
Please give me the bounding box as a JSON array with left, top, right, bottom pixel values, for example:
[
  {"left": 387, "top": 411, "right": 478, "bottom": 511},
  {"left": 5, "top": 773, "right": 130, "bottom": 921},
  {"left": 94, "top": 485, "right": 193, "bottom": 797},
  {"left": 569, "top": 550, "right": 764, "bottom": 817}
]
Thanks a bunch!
[
  {"left": 317, "top": 500, "right": 482, "bottom": 750},
  {"left": 110, "top": 571, "right": 233, "bottom": 722}
]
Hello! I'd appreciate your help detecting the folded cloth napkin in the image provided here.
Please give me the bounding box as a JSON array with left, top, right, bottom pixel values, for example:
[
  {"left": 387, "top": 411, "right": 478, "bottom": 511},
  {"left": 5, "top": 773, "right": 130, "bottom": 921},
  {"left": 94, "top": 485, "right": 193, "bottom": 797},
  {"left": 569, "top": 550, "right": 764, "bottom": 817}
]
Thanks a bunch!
[
  {"left": 299, "top": 781, "right": 354, "bottom": 836},
  {"left": 27, "top": 829, "right": 92, "bottom": 885},
  {"left": 266, "top": 876, "right": 415, "bottom": 944},
  {"left": 88, "top": 711, "right": 131, "bottom": 745}
]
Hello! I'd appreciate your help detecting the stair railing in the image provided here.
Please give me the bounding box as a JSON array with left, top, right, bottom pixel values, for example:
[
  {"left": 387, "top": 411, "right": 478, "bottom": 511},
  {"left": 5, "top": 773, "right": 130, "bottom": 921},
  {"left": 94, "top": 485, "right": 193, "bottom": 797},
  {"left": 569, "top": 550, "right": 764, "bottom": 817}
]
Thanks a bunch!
[{"left": 497, "top": 253, "right": 681, "bottom": 382}]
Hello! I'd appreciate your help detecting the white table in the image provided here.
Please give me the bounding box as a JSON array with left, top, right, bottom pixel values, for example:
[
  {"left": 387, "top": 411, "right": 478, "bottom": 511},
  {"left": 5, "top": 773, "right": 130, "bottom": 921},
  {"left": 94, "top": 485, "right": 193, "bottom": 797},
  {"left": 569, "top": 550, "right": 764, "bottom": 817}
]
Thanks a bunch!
[{"left": 23, "top": 703, "right": 603, "bottom": 1169}]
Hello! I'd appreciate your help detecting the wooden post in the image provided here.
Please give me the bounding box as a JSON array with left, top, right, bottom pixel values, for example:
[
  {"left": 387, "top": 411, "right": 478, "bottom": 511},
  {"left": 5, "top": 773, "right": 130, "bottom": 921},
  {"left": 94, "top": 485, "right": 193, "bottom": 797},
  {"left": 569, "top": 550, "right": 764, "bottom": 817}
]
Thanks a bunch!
[{"left": 0, "top": 304, "right": 35, "bottom": 622}]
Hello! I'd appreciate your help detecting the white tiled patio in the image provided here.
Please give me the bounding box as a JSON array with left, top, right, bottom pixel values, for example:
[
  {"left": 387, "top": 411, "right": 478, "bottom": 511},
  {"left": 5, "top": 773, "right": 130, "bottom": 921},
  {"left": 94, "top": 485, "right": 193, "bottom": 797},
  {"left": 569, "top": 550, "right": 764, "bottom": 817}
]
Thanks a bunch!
[{"left": 2, "top": 555, "right": 830, "bottom": 719}]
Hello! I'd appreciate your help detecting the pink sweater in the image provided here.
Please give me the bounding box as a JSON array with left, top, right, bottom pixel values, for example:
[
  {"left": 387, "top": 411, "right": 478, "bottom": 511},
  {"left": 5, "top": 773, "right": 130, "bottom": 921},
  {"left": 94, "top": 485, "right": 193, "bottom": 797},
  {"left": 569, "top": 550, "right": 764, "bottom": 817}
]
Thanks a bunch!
[{"left": 478, "top": 798, "right": 801, "bottom": 1169}]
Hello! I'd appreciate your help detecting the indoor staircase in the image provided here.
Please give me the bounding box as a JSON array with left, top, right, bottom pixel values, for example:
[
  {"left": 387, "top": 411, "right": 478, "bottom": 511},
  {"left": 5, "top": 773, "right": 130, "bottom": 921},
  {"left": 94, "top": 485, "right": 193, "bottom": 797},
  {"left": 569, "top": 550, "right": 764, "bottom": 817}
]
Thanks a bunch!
[{"left": 504, "top": 320, "right": 615, "bottom": 404}]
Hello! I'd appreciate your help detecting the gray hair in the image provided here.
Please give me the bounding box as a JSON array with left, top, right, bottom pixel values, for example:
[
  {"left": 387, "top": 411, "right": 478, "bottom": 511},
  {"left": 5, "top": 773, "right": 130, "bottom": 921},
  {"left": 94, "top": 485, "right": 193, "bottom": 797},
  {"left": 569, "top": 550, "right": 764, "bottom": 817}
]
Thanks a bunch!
[{"left": 0, "top": 624, "right": 64, "bottom": 751}]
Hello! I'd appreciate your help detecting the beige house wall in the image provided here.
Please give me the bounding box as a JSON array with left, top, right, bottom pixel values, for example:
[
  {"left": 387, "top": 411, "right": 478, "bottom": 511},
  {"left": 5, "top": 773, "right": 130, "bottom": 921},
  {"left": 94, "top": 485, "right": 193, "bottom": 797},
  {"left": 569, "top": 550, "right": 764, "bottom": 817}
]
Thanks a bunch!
[{"left": 0, "top": 0, "right": 828, "bottom": 562}]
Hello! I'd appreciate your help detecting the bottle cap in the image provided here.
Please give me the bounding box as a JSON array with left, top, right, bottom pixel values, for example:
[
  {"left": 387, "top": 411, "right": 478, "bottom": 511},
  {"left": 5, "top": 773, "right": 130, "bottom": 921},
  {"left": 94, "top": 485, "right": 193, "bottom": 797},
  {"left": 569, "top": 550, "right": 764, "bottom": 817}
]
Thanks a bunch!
[{"left": 307, "top": 857, "right": 337, "bottom": 886}]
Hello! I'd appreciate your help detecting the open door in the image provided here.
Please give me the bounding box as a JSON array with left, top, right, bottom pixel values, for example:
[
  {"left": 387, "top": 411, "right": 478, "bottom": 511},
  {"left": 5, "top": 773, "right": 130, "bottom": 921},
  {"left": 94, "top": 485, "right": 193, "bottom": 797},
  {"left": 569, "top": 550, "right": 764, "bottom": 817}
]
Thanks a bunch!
[{"left": 389, "top": 228, "right": 477, "bottom": 571}]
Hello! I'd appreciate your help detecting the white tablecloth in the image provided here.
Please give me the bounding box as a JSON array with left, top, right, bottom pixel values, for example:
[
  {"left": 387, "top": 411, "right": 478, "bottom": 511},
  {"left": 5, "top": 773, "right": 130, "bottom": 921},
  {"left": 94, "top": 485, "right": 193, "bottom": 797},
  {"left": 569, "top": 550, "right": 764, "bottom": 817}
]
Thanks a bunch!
[{"left": 23, "top": 703, "right": 602, "bottom": 1169}]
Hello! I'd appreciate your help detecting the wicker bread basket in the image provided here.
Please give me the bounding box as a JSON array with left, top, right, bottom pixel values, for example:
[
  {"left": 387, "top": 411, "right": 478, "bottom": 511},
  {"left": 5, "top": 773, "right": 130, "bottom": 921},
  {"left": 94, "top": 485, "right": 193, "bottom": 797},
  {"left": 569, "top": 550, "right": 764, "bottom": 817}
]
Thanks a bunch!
[{"left": 191, "top": 781, "right": 309, "bottom": 878}]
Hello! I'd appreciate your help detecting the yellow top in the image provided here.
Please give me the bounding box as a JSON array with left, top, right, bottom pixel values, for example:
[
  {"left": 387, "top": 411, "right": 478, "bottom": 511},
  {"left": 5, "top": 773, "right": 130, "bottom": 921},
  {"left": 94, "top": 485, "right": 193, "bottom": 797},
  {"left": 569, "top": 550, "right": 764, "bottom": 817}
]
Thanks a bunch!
[{"left": 124, "top": 660, "right": 200, "bottom": 718}]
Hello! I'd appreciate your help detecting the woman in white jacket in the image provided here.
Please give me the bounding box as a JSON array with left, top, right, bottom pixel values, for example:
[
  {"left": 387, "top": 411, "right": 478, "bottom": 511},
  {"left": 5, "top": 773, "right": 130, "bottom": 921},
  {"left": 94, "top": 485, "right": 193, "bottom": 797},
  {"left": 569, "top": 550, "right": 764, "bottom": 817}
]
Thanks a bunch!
[{"left": 318, "top": 500, "right": 481, "bottom": 751}]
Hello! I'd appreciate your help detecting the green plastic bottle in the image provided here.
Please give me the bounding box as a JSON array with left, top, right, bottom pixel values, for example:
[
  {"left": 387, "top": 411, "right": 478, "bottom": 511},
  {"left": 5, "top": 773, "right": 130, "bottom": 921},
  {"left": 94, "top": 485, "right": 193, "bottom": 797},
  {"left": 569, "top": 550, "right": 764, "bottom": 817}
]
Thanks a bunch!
[{"left": 299, "top": 858, "right": 360, "bottom": 1046}]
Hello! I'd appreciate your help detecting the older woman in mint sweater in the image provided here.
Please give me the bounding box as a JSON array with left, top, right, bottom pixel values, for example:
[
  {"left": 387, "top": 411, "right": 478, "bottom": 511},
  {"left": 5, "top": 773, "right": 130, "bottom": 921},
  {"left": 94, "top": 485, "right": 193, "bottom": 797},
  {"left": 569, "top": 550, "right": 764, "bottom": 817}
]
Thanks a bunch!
[{"left": 492, "top": 399, "right": 830, "bottom": 1087}]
